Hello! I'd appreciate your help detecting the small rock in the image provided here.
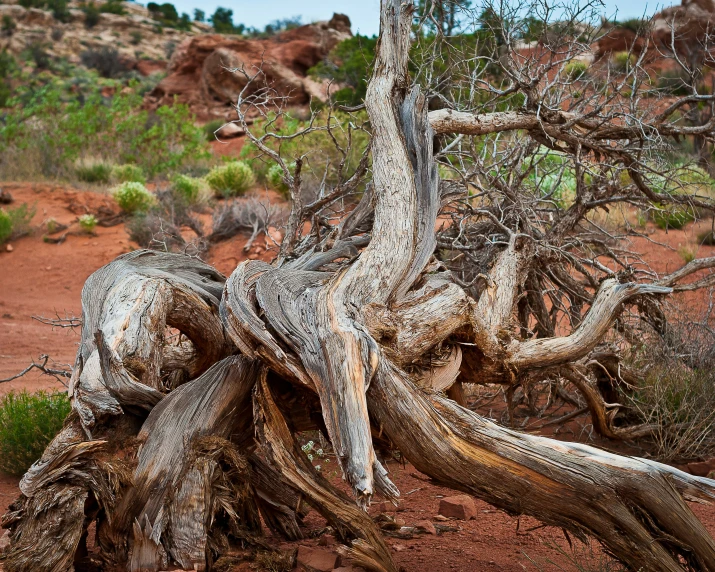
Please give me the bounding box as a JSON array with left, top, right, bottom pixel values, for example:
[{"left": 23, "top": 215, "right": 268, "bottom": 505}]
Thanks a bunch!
[
  {"left": 438, "top": 495, "right": 477, "bottom": 520},
  {"left": 0, "top": 189, "right": 12, "bottom": 204},
  {"left": 296, "top": 545, "right": 340, "bottom": 572},
  {"left": 5, "top": 244, "right": 13, "bottom": 252},
  {"left": 688, "top": 461, "right": 712, "bottom": 477},
  {"left": 392, "top": 543, "right": 406, "bottom": 552},
  {"left": 414, "top": 520, "right": 436, "bottom": 535},
  {"left": 216, "top": 121, "right": 243, "bottom": 138},
  {"left": 433, "top": 514, "right": 449, "bottom": 522}
]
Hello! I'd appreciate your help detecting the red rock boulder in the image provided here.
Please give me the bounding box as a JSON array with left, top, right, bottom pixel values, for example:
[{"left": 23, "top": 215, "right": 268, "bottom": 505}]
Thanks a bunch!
[{"left": 438, "top": 494, "right": 477, "bottom": 520}]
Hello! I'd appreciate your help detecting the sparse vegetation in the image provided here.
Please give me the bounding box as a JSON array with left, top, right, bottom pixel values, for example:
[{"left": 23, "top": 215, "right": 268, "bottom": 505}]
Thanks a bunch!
[
  {"left": 266, "top": 162, "right": 292, "bottom": 197},
  {"left": 205, "top": 161, "right": 255, "bottom": 197},
  {"left": 565, "top": 60, "right": 588, "bottom": 81},
  {"left": 0, "top": 208, "right": 12, "bottom": 243},
  {"left": 6, "top": 202, "right": 36, "bottom": 239},
  {"left": 76, "top": 160, "right": 113, "bottom": 183},
  {"left": 611, "top": 51, "right": 635, "bottom": 71},
  {"left": 651, "top": 204, "right": 695, "bottom": 230},
  {"left": 0, "top": 391, "right": 71, "bottom": 477},
  {"left": 112, "top": 163, "right": 146, "bottom": 184},
  {"left": 80, "top": 46, "right": 128, "bottom": 78},
  {"left": 171, "top": 173, "right": 204, "bottom": 204},
  {"left": 113, "top": 181, "right": 155, "bottom": 213},
  {"left": 78, "top": 213, "right": 98, "bottom": 233}
]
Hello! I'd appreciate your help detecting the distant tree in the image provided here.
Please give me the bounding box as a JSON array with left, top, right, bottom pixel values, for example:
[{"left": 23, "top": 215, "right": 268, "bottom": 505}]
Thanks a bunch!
[
  {"left": 416, "top": 0, "right": 471, "bottom": 35},
  {"left": 147, "top": 2, "right": 178, "bottom": 23},
  {"left": 193, "top": 8, "right": 204, "bottom": 22},
  {"left": 210, "top": 7, "right": 234, "bottom": 33}
]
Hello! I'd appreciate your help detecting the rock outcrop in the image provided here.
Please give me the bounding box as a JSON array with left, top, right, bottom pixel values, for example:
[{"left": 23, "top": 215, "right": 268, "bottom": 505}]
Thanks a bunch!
[
  {"left": 0, "top": 0, "right": 208, "bottom": 71},
  {"left": 145, "top": 14, "right": 352, "bottom": 120}
]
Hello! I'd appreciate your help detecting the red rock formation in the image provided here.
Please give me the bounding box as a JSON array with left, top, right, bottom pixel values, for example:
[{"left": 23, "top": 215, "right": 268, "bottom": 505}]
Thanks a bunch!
[{"left": 145, "top": 14, "right": 352, "bottom": 120}]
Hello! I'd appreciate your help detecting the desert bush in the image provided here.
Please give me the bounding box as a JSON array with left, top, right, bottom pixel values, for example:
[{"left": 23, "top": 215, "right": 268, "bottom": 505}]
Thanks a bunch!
[
  {"left": 210, "top": 198, "right": 288, "bottom": 243},
  {"left": 113, "top": 181, "right": 155, "bottom": 213},
  {"left": 0, "top": 208, "right": 11, "bottom": 243},
  {"left": 82, "top": 2, "right": 100, "bottom": 28},
  {"left": 266, "top": 162, "right": 294, "bottom": 197},
  {"left": 112, "top": 163, "right": 146, "bottom": 184},
  {"left": 78, "top": 213, "right": 97, "bottom": 233},
  {"left": 27, "top": 41, "right": 51, "bottom": 69},
  {"left": 50, "top": 27, "right": 64, "bottom": 41},
  {"left": 76, "top": 160, "right": 113, "bottom": 183},
  {"left": 129, "top": 30, "right": 143, "bottom": 45},
  {"left": 205, "top": 161, "right": 255, "bottom": 197},
  {"left": 677, "top": 245, "right": 696, "bottom": 263},
  {"left": 651, "top": 204, "right": 695, "bottom": 230},
  {"left": 171, "top": 174, "right": 205, "bottom": 204},
  {"left": 0, "top": 80, "right": 210, "bottom": 180},
  {"left": 0, "top": 391, "right": 71, "bottom": 477},
  {"left": 611, "top": 51, "right": 635, "bottom": 72},
  {"left": 7, "top": 202, "right": 36, "bottom": 239},
  {"left": 99, "top": 0, "right": 125, "bottom": 15},
  {"left": 2, "top": 15, "right": 16, "bottom": 36},
  {"left": 80, "top": 47, "right": 128, "bottom": 78},
  {"left": 239, "top": 111, "right": 370, "bottom": 200},
  {"left": 203, "top": 118, "right": 225, "bottom": 141},
  {"left": 564, "top": 60, "right": 588, "bottom": 81}
]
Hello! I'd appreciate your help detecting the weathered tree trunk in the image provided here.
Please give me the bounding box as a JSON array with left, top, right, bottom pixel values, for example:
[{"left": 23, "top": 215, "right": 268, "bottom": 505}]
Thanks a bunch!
[{"left": 5, "top": 1, "right": 715, "bottom": 571}]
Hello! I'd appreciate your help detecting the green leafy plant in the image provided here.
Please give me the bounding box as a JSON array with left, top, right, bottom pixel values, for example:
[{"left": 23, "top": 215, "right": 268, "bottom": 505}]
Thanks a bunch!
[
  {"left": 7, "top": 203, "right": 36, "bottom": 239},
  {"left": 266, "top": 162, "right": 293, "bottom": 197},
  {"left": 612, "top": 51, "right": 635, "bottom": 72},
  {"left": 203, "top": 118, "right": 225, "bottom": 141},
  {"left": 651, "top": 205, "right": 694, "bottom": 230},
  {"left": 171, "top": 174, "right": 203, "bottom": 204},
  {"left": 76, "top": 160, "right": 113, "bottom": 183},
  {"left": 112, "top": 163, "right": 146, "bottom": 184},
  {"left": 564, "top": 60, "right": 588, "bottom": 81},
  {"left": 0, "top": 391, "right": 71, "bottom": 476},
  {"left": 78, "top": 213, "right": 98, "bottom": 233},
  {"left": 113, "top": 181, "right": 155, "bottom": 213},
  {"left": 0, "top": 208, "right": 11, "bottom": 243},
  {"left": 205, "top": 161, "right": 255, "bottom": 197}
]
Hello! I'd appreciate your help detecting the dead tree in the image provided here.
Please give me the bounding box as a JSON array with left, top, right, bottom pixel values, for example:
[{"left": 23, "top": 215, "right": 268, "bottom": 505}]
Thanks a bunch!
[{"left": 5, "top": 1, "right": 715, "bottom": 571}]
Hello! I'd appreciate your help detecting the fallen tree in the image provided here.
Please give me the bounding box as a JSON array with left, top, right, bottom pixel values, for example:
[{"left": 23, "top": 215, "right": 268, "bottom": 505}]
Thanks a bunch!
[{"left": 5, "top": 1, "right": 715, "bottom": 570}]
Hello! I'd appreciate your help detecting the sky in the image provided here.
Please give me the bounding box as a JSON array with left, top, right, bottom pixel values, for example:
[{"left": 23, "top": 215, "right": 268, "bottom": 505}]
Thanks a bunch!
[{"left": 169, "top": 0, "right": 679, "bottom": 37}]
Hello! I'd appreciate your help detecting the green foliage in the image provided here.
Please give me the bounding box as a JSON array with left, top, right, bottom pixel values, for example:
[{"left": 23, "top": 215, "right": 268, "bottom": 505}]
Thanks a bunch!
[
  {"left": 239, "top": 111, "right": 370, "bottom": 196},
  {"left": 210, "top": 7, "right": 236, "bottom": 34},
  {"left": 564, "top": 60, "right": 588, "bottom": 81},
  {"left": 2, "top": 15, "right": 17, "bottom": 35},
  {"left": 113, "top": 181, "right": 155, "bottom": 213},
  {"left": 205, "top": 161, "right": 255, "bottom": 197},
  {"left": 309, "top": 35, "right": 377, "bottom": 107},
  {"left": 129, "top": 30, "right": 142, "bottom": 45},
  {"left": 193, "top": 8, "right": 205, "bottom": 22},
  {"left": 0, "top": 77, "right": 210, "bottom": 180},
  {"left": 203, "top": 118, "right": 225, "bottom": 141},
  {"left": 76, "top": 160, "right": 112, "bottom": 183},
  {"left": 78, "top": 213, "right": 97, "bottom": 233},
  {"left": 26, "top": 41, "right": 51, "bottom": 69},
  {"left": 99, "top": 0, "right": 125, "bottom": 15},
  {"left": 0, "top": 50, "right": 16, "bottom": 107},
  {"left": 266, "top": 162, "right": 293, "bottom": 197},
  {"left": 524, "top": 147, "right": 578, "bottom": 208},
  {"left": 651, "top": 205, "right": 695, "bottom": 230},
  {"left": 657, "top": 69, "right": 691, "bottom": 96},
  {"left": 617, "top": 18, "right": 646, "bottom": 34},
  {"left": 80, "top": 47, "right": 128, "bottom": 78},
  {"left": 0, "top": 209, "right": 11, "bottom": 244},
  {"left": 19, "top": 0, "right": 69, "bottom": 21},
  {"left": 147, "top": 1, "right": 178, "bottom": 22},
  {"left": 82, "top": 2, "right": 100, "bottom": 28},
  {"left": 698, "top": 230, "right": 715, "bottom": 245},
  {"left": 6, "top": 202, "right": 36, "bottom": 239},
  {"left": 172, "top": 173, "right": 203, "bottom": 204},
  {"left": 112, "top": 163, "right": 146, "bottom": 184},
  {"left": 0, "top": 391, "right": 71, "bottom": 477},
  {"left": 612, "top": 51, "right": 635, "bottom": 71}
]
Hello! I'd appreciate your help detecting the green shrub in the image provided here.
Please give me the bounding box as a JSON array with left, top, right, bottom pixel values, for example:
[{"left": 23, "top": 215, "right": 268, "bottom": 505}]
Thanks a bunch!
[
  {"left": 129, "top": 30, "right": 142, "bottom": 45},
  {"left": 172, "top": 173, "right": 203, "bottom": 203},
  {"left": 78, "top": 213, "right": 97, "bottom": 233},
  {"left": 82, "top": 3, "right": 100, "bottom": 28},
  {"left": 0, "top": 79, "right": 210, "bottom": 180},
  {"left": 0, "top": 208, "right": 11, "bottom": 243},
  {"left": 267, "top": 162, "right": 293, "bottom": 197},
  {"left": 203, "top": 118, "right": 225, "bottom": 141},
  {"left": 112, "top": 163, "right": 146, "bottom": 183},
  {"left": 205, "top": 161, "right": 255, "bottom": 197},
  {"left": 113, "top": 181, "right": 155, "bottom": 213},
  {"left": 564, "top": 60, "right": 588, "bottom": 81},
  {"left": 7, "top": 203, "right": 35, "bottom": 239},
  {"left": 0, "top": 391, "right": 71, "bottom": 476},
  {"left": 651, "top": 205, "right": 694, "bottom": 230},
  {"left": 612, "top": 51, "right": 635, "bottom": 71},
  {"left": 76, "top": 160, "right": 112, "bottom": 183}
]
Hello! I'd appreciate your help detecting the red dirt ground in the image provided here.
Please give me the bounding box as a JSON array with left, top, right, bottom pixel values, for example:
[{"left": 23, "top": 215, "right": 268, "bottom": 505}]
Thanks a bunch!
[{"left": 1, "top": 182, "right": 715, "bottom": 571}]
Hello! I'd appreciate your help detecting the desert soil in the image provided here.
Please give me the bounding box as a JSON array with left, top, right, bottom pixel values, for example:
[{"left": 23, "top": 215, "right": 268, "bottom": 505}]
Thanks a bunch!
[{"left": 1, "top": 182, "right": 715, "bottom": 571}]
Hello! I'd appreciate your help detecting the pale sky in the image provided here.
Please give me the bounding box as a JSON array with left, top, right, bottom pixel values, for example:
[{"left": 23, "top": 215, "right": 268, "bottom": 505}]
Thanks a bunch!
[{"left": 169, "top": 0, "right": 678, "bottom": 36}]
